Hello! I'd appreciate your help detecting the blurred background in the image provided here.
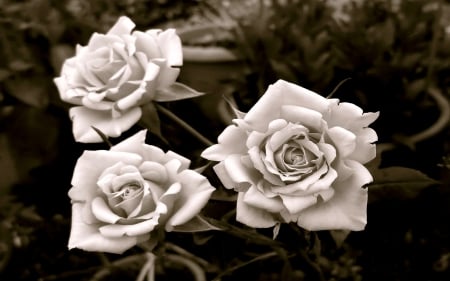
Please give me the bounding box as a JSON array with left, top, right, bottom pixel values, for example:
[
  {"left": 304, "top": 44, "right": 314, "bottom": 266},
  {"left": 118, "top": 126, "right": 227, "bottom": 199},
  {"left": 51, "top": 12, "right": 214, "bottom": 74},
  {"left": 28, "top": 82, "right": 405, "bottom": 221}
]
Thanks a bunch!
[{"left": 1, "top": 0, "right": 450, "bottom": 280}]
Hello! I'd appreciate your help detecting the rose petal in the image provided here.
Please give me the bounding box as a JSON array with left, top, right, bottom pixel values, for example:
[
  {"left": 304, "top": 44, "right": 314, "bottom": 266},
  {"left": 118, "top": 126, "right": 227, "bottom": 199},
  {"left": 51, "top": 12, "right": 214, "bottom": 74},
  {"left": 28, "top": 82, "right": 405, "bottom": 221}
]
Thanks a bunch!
[
  {"left": 350, "top": 127, "right": 378, "bottom": 164},
  {"left": 236, "top": 193, "right": 278, "bottom": 228},
  {"left": 91, "top": 197, "right": 122, "bottom": 224},
  {"left": 296, "top": 160, "right": 371, "bottom": 231},
  {"left": 157, "top": 29, "right": 183, "bottom": 67},
  {"left": 280, "top": 194, "right": 318, "bottom": 214},
  {"left": 54, "top": 76, "right": 83, "bottom": 105},
  {"left": 242, "top": 186, "right": 284, "bottom": 213},
  {"left": 280, "top": 105, "right": 324, "bottom": 131},
  {"left": 244, "top": 80, "right": 329, "bottom": 132},
  {"left": 107, "top": 16, "right": 135, "bottom": 36},
  {"left": 327, "top": 126, "right": 357, "bottom": 158},
  {"left": 212, "top": 162, "right": 236, "bottom": 190},
  {"left": 164, "top": 151, "right": 191, "bottom": 171},
  {"left": 69, "top": 106, "right": 142, "bottom": 143},
  {"left": 99, "top": 215, "right": 160, "bottom": 237},
  {"left": 223, "top": 155, "right": 260, "bottom": 190},
  {"left": 201, "top": 125, "right": 248, "bottom": 161},
  {"left": 68, "top": 150, "right": 142, "bottom": 202},
  {"left": 165, "top": 170, "right": 215, "bottom": 230},
  {"left": 139, "top": 161, "right": 168, "bottom": 183},
  {"left": 248, "top": 146, "right": 284, "bottom": 186},
  {"left": 68, "top": 203, "right": 144, "bottom": 254},
  {"left": 134, "top": 31, "right": 162, "bottom": 59}
]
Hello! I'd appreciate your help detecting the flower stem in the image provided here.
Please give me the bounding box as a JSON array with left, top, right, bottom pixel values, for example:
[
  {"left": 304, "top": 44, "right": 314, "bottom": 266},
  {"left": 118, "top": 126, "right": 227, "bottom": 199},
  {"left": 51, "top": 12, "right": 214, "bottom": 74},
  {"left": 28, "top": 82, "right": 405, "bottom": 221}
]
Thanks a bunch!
[
  {"left": 164, "top": 254, "right": 206, "bottom": 281},
  {"left": 154, "top": 103, "right": 214, "bottom": 147},
  {"left": 211, "top": 251, "right": 279, "bottom": 281}
]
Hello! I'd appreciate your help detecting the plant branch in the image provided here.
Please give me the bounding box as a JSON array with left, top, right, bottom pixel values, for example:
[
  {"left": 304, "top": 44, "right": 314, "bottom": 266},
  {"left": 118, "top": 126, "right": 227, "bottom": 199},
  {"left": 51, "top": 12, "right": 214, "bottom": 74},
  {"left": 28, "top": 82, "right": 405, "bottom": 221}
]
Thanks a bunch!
[
  {"left": 154, "top": 103, "right": 214, "bottom": 147},
  {"left": 211, "top": 251, "right": 279, "bottom": 281}
]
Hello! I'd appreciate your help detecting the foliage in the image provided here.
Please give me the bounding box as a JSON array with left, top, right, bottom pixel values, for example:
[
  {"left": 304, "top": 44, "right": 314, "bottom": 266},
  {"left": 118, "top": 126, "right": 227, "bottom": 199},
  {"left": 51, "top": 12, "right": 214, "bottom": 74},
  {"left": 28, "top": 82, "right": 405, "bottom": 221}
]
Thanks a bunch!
[{"left": 0, "top": 0, "right": 449, "bottom": 281}]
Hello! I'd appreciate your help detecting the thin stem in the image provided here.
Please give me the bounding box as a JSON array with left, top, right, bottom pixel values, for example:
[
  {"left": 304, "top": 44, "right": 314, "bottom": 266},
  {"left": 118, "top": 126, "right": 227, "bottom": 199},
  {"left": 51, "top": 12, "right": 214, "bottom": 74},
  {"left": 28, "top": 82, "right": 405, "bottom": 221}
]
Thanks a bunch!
[
  {"left": 424, "top": 0, "right": 443, "bottom": 89},
  {"left": 204, "top": 217, "right": 282, "bottom": 247},
  {"left": 136, "top": 253, "right": 155, "bottom": 281},
  {"left": 165, "top": 242, "right": 211, "bottom": 268},
  {"left": 211, "top": 251, "right": 279, "bottom": 281},
  {"left": 164, "top": 254, "right": 206, "bottom": 281},
  {"left": 154, "top": 103, "right": 214, "bottom": 147}
]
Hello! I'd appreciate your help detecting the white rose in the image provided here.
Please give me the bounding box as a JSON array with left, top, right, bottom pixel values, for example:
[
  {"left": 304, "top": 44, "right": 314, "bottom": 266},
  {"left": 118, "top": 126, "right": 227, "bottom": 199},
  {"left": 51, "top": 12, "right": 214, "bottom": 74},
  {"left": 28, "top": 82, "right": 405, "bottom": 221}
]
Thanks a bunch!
[
  {"left": 54, "top": 16, "right": 197, "bottom": 143},
  {"left": 202, "top": 80, "right": 378, "bottom": 231},
  {"left": 68, "top": 130, "right": 215, "bottom": 254}
]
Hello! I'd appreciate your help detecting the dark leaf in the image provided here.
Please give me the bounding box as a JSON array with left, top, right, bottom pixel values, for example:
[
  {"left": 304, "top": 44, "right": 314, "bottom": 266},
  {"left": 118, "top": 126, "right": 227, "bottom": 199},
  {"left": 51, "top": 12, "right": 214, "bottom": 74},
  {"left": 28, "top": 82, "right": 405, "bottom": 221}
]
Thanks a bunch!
[
  {"left": 138, "top": 102, "right": 167, "bottom": 144},
  {"left": 368, "top": 166, "right": 439, "bottom": 203},
  {"left": 5, "top": 76, "right": 50, "bottom": 108}
]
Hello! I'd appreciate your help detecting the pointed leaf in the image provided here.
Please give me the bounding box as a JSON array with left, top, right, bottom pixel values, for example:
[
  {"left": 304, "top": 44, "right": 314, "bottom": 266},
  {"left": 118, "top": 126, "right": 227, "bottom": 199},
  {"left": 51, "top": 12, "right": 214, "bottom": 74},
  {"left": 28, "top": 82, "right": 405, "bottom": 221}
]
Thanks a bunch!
[
  {"left": 153, "top": 82, "right": 204, "bottom": 102},
  {"left": 329, "top": 229, "right": 351, "bottom": 248},
  {"left": 169, "top": 215, "right": 223, "bottom": 232},
  {"left": 368, "top": 166, "right": 439, "bottom": 203},
  {"left": 91, "top": 126, "right": 113, "bottom": 147},
  {"left": 273, "top": 223, "right": 281, "bottom": 240},
  {"left": 5, "top": 75, "right": 50, "bottom": 108},
  {"left": 138, "top": 103, "right": 167, "bottom": 144}
]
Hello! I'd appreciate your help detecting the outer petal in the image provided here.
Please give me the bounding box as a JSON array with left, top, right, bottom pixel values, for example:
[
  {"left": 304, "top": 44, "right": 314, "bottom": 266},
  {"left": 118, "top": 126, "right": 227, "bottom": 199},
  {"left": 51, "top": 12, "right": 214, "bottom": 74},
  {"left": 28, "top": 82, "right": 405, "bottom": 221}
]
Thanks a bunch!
[
  {"left": 201, "top": 125, "right": 248, "bottom": 161},
  {"left": 68, "top": 150, "right": 142, "bottom": 202},
  {"left": 68, "top": 203, "right": 144, "bottom": 254},
  {"left": 236, "top": 193, "right": 278, "bottom": 228},
  {"left": 280, "top": 105, "right": 324, "bottom": 131},
  {"left": 242, "top": 186, "right": 284, "bottom": 213},
  {"left": 327, "top": 126, "right": 357, "bottom": 158},
  {"left": 157, "top": 28, "right": 183, "bottom": 67},
  {"left": 244, "top": 80, "right": 330, "bottom": 132},
  {"left": 107, "top": 16, "right": 135, "bottom": 36},
  {"left": 69, "top": 106, "right": 142, "bottom": 143},
  {"left": 296, "top": 160, "right": 371, "bottom": 231},
  {"left": 99, "top": 216, "right": 160, "bottom": 237},
  {"left": 350, "top": 127, "right": 378, "bottom": 164},
  {"left": 212, "top": 162, "right": 236, "bottom": 190},
  {"left": 165, "top": 170, "right": 215, "bottom": 230}
]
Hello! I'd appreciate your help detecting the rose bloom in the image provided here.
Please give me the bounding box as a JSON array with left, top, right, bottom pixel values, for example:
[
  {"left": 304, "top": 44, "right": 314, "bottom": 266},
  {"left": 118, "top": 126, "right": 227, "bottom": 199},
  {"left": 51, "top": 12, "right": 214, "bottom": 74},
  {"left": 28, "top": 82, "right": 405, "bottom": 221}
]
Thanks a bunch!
[
  {"left": 202, "top": 80, "right": 378, "bottom": 231},
  {"left": 54, "top": 16, "right": 189, "bottom": 143},
  {"left": 68, "top": 130, "right": 215, "bottom": 254}
]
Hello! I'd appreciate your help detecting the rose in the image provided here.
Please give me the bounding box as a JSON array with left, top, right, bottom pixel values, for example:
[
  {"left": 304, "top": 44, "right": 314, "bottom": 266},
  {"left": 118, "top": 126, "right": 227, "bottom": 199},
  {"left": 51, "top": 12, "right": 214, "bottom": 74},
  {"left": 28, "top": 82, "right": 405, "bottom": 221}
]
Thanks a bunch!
[
  {"left": 201, "top": 79, "right": 378, "bottom": 231},
  {"left": 68, "top": 130, "right": 215, "bottom": 254},
  {"left": 54, "top": 16, "right": 200, "bottom": 143}
]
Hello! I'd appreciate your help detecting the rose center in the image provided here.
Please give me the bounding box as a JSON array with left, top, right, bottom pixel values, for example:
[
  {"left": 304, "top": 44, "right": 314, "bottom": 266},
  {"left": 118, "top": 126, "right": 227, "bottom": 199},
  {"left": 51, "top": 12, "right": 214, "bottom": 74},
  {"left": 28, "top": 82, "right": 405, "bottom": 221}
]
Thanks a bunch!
[{"left": 117, "top": 182, "right": 142, "bottom": 199}]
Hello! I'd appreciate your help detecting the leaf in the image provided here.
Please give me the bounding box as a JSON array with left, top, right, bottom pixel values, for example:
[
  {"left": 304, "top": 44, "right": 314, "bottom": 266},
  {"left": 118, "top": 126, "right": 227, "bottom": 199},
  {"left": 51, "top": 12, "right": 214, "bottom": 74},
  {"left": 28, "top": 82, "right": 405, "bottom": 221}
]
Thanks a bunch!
[
  {"left": 153, "top": 82, "right": 204, "bottom": 102},
  {"left": 273, "top": 223, "right": 281, "bottom": 240},
  {"left": 368, "top": 166, "right": 439, "bottom": 203},
  {"left": 329, "top": 230, "right": 351, "bottom": 248},
  {"left": 91, "top": 126, "right": 113, "bottom": 147},
  {"left": 169, "top": 215, "right": 223, "bottom": 233},
  {"left": 138, "top": 102, "right": 167, "bottom": 145},
  {"left": 5, "top": 75, "right": 50, "bottom": 108}
]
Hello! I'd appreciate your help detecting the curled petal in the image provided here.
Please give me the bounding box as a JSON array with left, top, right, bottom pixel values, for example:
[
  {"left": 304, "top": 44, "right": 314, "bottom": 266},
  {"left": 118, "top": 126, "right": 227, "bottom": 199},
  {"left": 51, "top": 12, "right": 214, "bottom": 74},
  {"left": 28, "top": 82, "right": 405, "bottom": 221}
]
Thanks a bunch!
[
  {"left": 236, "top": 193, "right": 278, "bottom": 228},
  {"left": 91, "top": 197, "right": 122, "bottom": 224},
  {"left": 165, "top": 170, "right": 215, "bottom": 230},
  {"left": 350, "top": 127, "right": 378, "bottom": 164},
  {"left": 243, "top": 186, "right": 284, "bottom": 213},
  {"left": 212, "top": 162, "right": 236, "bottom": 190},
  {"left": 107, "top": 16, "right": 135, "bottom": 36},
  {"left": 99, "top": 215, "right": 160, "bottom": 237},
  {"left": 157, "top": 28, "right": 183, "bottom": 67},
  {"left": 280, "top": 105, "right": 324, "bottom": 131},
  {"left": 244, "top": 80, "right": 330, "bottom": 132},
  {"left": 69, "top": 106, "right": 142, "bottom": 143},
  {"left": 327, "top": 126, "right": 357, "bottom": 158},
  {"left": 296, "top": 160, "right": 371, "bottom": 231},
  {"left": 201, "top": 125, "right": 248, "bottom": 161},
  {"left": 69, "top": 150, "right": 142, "bottom": 202},
  {"left": 68, "top": 203, "right": 144, "bottom": 254}
]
